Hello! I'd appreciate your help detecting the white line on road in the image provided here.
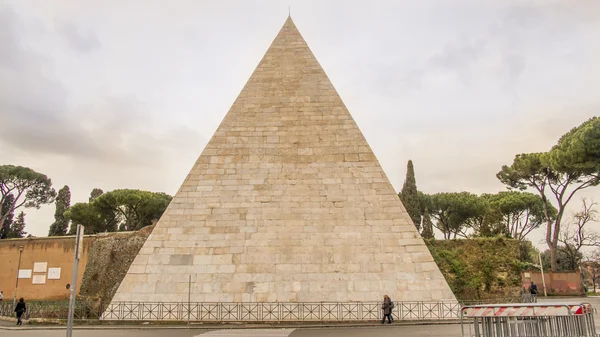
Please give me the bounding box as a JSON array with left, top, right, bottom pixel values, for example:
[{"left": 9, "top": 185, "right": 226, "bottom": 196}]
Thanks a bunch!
[{"left": 195, "top": 329, "right": 296, "bottom": 337}]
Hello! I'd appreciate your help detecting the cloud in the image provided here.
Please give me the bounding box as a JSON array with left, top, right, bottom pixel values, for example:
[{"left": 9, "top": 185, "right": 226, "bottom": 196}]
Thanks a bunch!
[
  {"left": 55, "top": 19, "right": 101, "bottom": 53},
  {"left": 0, "top": 7, "right": 205, "bottom": 168}
]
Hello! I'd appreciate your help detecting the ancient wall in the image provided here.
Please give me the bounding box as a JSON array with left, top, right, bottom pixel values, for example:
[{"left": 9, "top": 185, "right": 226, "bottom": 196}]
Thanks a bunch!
[
  {"left": 0, "top": 236, "right": 96, "bottom": 301},
  {"left": 522, "top": 271, "right": 583, "bottom": 295},
  {"left": 426, "top": 238, "right": 526, "bottom": 300},
  {"left": 79, "top": 226, "right": 152, "bottom": 307}
]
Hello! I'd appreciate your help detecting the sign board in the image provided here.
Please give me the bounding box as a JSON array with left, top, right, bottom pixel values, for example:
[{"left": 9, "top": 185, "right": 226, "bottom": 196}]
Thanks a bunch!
[
  {"left": 18, "top": 269, "right": 32, "bottom": 279},
  {"left": 524, "top": 272, "right": 531, "bottom": 278},
  {"left": 33, "top": 262, "right": 48, "bottom": 273},
  {"left": 32, "top": 275, "right": 46, "bottom": 284},
  {"left": 48, "top": 267, "right": 62, "bottom": 280}
]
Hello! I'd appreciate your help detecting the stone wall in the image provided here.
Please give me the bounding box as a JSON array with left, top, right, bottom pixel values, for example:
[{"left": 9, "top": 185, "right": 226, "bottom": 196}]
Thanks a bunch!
[
  {"left": 78, "top": 226, "right": 152, "bottom": 307},
  {"left": 0, "top": 235, "right": 96, "bottom": 301},
  {"left": 426, "top": 238, "right": 526, "bottom": 300}
]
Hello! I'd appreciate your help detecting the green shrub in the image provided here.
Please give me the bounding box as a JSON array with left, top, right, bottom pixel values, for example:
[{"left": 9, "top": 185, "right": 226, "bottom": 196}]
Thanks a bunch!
[{"left": 426, "top": 238, "right": 529, "bottom": 301}]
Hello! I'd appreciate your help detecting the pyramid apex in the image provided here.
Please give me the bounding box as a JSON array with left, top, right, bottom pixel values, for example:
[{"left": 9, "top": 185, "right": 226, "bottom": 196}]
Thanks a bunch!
[{"left": 282, "top": 15, "right": 296, "bottom": 27}]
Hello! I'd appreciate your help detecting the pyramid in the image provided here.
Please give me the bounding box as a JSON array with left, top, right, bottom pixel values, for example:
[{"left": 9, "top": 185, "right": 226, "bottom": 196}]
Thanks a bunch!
[{"left": 109, "top": 17, "right": 455, "bottom": 310}]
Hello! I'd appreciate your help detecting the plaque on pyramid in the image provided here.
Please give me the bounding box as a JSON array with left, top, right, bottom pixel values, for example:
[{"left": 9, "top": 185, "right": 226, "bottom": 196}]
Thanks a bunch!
[{"left": 108, "top": 16, "right": 455, "bottom": 311}]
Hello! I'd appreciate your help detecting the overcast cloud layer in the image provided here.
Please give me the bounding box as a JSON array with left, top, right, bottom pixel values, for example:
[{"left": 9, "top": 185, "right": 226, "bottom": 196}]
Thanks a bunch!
[{"left": 1, "top": 1, "right": 599, "bottom": 245}]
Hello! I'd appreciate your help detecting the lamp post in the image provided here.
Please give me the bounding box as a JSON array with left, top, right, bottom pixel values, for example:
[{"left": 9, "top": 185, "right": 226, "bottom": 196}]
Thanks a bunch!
[{"left": 13, "top": 245, "right": 24, "bottom": 306}]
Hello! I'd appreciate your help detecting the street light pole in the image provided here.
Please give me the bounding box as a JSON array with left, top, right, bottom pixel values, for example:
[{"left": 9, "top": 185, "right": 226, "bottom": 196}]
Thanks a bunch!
[
  {"left": 13, "top": 246, "right": 24, "bottom": 306},
  {"left": 66, "top": 225, "right": 84, "bottom": 337},
  {"left": 539, "top": 252, "right": 548, "bottom": 297}
]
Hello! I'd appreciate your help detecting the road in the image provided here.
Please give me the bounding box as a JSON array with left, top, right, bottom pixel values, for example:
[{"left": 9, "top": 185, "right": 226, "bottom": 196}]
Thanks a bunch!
[
  {"left": 0, "top": 324, "right": 466, "bottom": 337},
  {"left": 1, "top": 297, "right": 598, "bottom": 337}
]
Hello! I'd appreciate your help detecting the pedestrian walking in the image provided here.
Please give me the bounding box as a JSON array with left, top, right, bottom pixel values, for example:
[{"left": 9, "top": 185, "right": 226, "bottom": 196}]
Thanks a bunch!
[
  {"left": 389, "top": 296, "right": 395, "bottom": 322},
  {"left": 14, "top": 298, "right": 26, "bottom": 326},
  {"left": 381, "top": 295, "right": 393, "bottom": 324},
  {"left": 529, "top": 281, "right": 538, "bottom": 294},
  {"left": 0, "top": 290, "right": 3, "bottom": 302}
]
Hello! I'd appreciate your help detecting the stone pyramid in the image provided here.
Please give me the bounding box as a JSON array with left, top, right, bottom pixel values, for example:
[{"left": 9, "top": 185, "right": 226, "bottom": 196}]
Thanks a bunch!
[{"left": 110, "top": 17, "right": 455, "bottom": 306}]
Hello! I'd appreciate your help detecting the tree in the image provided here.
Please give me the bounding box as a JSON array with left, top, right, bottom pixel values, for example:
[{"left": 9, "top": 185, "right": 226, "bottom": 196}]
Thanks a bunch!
[
  {"left": 540, "top": 248, "right": 582, "bottom": 272},
  {"left": 422, "top": 192, "right": 487, "bottom": 239},
  {"left": 89, "top": 188, "right": 103, "bottom": 202},
  {"left": 497, "top": 117, "right": 600, "bottom": 271},
  {"left": 0, "top": 194, "right": 15, "bottom": 239},
  {"left": 470, "top": 203, "right": 505, "bottom": 238},
  {"left": 583, "top": 249, "right": 600, "bottom": 292},
  {"left": 7, "top": 211, "right": 27, "bottom": 238},
  {"left": 66, "top": 202, "right": 115, "bottom": 235},
  {"left": 485, "top": 191, "right": 556, "bottom": 241},
  {"left": 558, "top": 198, "right": 599, "bottom": 270},
  {"left": 48, "top": 185, "right": 71, "bottom": 236},
  {"left": 399, "top": 160, "right": 422, "bottom": 231},
  {"left": 94, "top": 189, "right": 172, "bottom": 231},
  {"left": 0, "top": 165, "right": 56, "bottom": 234},
  {"left": 421, "top": 207, "right": 435, "bottom": 239},
  {"left": 66, "top": 189, "right": 172, "bottom": 234}
]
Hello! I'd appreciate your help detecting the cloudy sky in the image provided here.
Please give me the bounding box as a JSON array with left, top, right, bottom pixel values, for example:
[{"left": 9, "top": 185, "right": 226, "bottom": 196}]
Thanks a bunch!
[{"left": 1, "top": 0, "right": 599, "bottom": 245}]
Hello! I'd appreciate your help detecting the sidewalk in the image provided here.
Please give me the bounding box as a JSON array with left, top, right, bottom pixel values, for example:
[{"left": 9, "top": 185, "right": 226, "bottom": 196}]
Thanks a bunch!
[{"left": 0, "top": 318, "right": 462, "bottom": 331}]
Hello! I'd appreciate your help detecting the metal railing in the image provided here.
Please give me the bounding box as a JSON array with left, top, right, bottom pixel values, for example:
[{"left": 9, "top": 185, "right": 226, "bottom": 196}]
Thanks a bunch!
[
  {"left": 100, "top": 301, "right": 462, "bottom": 321},
  {"left": 460, "top": 302, "right": 597, "bottom": 337},
  {"left": 0, "top": 296, "right": 534, "bottom": 322},
  {"left": 101, "top": 301, "right": 461, "bottom": 321},
  {"left": 0, "top": 300, "right": 102, "bottom": 320}
]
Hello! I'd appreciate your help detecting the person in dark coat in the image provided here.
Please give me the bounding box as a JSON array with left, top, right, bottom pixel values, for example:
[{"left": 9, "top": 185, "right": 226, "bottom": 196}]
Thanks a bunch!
[
  {"left": 14, "top": 298, "right": 26, "bottom": 326},
  {"left": 529, "top": 282, "right": 538, "bottom": 295},
  {"left": 381, "top": 295, "right": 393, "bottom": 324}
]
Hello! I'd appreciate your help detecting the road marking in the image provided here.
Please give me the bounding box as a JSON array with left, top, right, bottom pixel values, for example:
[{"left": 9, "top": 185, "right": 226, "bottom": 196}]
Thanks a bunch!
[{"left": 195, "top": 329, "right": 296, "bottom": 337}]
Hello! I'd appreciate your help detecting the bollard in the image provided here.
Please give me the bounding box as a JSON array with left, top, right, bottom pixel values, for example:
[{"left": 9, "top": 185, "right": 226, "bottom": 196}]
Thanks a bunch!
[{"left": 460, "top": 302, "right": 597, "bottom": 337}]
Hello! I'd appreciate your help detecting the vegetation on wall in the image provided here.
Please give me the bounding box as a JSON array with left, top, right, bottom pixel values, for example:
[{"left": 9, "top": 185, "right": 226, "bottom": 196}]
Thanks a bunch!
[
  {"left": 79, "top": 226, "right": 153, "bottom": 310},
  {"left": 425, "top": 238, "right": 534, "bottom": 300}
]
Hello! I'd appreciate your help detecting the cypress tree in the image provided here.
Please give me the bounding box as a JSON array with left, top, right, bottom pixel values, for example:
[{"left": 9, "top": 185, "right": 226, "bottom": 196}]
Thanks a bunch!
[
  {"left": 48, "top": 185, "right": 71, "bottom": 236},
  {"left": 421, "top": 207, "right": 435, "bottom": 239},
  {"left": 0, "top": 194, "right": 15, "bottom": 239},
  {"left": 8, "top": 211, "right": 26, "bottom": 238},
  {"left": 399, "top": 160, "right": 422, "bottom": 230}
]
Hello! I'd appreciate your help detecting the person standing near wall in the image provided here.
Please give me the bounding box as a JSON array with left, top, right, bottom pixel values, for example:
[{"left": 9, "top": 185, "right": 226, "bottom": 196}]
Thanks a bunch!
[{"left": 0, "top": 290, "right": 4, "bottom": 302}]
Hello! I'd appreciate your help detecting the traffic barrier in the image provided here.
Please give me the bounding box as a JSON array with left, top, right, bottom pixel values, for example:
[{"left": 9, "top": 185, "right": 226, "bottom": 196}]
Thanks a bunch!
[{"left": 461, "top": 302, "right": 597, "bottom": 337}]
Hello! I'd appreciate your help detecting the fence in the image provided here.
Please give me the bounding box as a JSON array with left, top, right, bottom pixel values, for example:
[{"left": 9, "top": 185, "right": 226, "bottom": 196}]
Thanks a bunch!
[
  {"left": 102, "top": 301, "right": 462, "bottom": 321},
  {"left": 0, "top": 300, "right": 102, "bottom": 320},
  {"left": 0, "top": 296, "right": 533, "bottom": 322},
  {"left": 461, "top": 302, "right": 597, "bottom": 337}
]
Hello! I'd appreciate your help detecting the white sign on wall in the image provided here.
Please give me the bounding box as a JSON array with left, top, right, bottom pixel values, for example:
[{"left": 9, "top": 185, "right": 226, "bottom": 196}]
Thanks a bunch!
[
  {"left": 48, "top": 267, "right": 61, "bottom": 280},
  {"left": 33, "top": 262, "right": 48, "bottom": 273},
  {"left": 18, "top": 269, "right": 32, "bottom": 279},
  {"left": 32, "top": 275, "right": 46, "bottom": 284}
]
